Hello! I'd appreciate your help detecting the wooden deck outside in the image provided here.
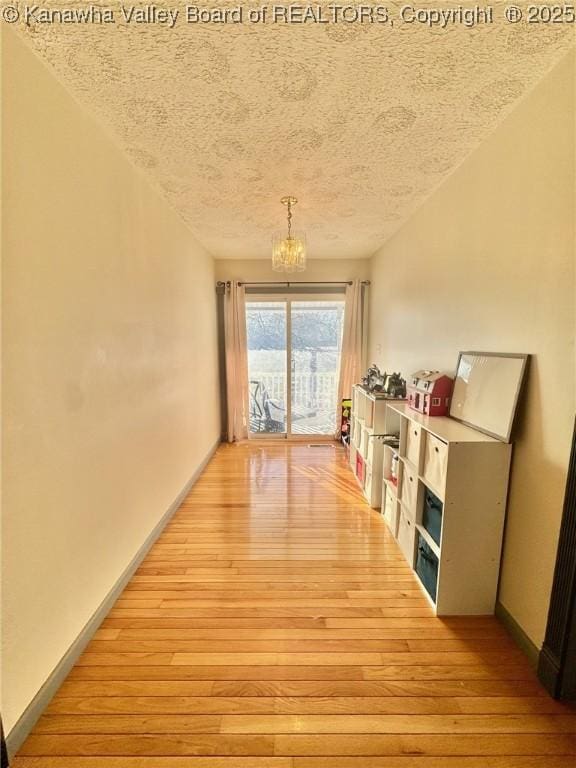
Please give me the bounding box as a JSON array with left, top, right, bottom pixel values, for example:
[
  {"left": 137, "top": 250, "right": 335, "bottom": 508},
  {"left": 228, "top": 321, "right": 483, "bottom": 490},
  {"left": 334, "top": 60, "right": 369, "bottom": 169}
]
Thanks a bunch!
[{"left": 13, "top": 442, "right": 576, "bottom": 767}]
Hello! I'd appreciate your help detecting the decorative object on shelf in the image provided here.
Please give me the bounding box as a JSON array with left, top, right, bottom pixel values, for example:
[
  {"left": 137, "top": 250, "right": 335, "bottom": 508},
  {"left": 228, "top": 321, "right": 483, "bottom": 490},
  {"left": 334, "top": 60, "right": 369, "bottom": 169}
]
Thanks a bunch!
[
  {"left": 408, "top": 370, "right": 454, "bottom": 416},
  {"left": 361, "top": 363, "right": 386, "bottom": 392},
  {"left": 361, "top": 365, "right": 406, "bottom": 397},
  {"left": 450, "top": 351, "right": 529, "bottom": 442},
  {"left": 272, "top": 196, "right": 306, "bottom": 272},
  {"left": 384, "top": 372, "right": 407, "bottom": 398}
]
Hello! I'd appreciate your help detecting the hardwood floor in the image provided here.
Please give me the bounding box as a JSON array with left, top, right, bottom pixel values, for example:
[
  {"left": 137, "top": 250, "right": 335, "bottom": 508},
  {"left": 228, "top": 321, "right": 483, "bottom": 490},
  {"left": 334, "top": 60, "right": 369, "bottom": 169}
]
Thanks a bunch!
[{"left": 13, "top": 442, "right": 576, "bottom": 767}]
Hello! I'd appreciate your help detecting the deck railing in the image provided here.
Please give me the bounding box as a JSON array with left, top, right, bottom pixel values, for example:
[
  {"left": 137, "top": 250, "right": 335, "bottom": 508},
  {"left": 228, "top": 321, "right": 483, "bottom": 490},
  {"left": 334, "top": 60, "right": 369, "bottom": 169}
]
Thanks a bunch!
[{"left": 255, "top": 371, "right": 337, "bottom": 412}]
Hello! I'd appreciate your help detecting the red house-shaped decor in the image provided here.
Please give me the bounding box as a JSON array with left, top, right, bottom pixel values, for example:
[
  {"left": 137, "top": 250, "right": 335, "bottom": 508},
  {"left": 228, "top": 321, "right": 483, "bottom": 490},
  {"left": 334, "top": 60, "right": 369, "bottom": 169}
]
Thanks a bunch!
[{"left": 408, "top": 370, "right": 454, "bottom": 417}]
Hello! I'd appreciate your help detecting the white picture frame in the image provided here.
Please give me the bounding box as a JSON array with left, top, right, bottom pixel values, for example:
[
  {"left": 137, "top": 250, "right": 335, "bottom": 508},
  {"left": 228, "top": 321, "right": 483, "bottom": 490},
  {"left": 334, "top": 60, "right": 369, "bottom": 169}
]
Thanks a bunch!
[{"left": 449, "top": 352, "right": 529, "bottom": 442}]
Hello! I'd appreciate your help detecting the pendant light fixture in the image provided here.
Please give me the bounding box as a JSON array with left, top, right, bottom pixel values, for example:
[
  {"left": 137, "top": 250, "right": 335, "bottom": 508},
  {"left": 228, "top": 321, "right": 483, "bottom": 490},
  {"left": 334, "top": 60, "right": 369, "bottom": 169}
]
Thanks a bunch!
[{"left": 272, "top": 196, "right": 307, "bottom": 272}]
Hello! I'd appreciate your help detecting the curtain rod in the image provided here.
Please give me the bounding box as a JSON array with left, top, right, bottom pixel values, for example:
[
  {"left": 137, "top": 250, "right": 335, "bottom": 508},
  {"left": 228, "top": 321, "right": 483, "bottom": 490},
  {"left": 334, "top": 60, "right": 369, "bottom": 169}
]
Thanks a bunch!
[{"left": 216, "top": 280, "right": 370, "bottom": 287}]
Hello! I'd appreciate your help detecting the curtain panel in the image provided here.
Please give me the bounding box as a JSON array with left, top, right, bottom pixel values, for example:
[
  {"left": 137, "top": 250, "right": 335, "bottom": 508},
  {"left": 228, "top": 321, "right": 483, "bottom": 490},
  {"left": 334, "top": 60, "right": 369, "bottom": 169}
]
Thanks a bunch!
[
  {"left": 336, "top": 280, "right": 366, "bottom": 437},
  {"left": 223, "top": 281, "right": 250, "bottom": 443}
]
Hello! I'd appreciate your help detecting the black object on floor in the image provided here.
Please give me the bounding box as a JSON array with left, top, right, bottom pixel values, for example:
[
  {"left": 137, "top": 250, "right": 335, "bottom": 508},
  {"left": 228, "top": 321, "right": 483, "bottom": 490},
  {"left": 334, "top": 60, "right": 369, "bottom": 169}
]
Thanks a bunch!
[{"left": 1, "top": 716, "right": 9, "bottom": 768}]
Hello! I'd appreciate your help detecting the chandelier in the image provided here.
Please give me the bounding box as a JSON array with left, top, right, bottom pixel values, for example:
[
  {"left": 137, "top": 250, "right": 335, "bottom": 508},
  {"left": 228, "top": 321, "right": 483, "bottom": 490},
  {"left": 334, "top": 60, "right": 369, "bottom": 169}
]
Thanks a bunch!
[{"left": 272, "top": 196, "right": 306, "bottom": 272}]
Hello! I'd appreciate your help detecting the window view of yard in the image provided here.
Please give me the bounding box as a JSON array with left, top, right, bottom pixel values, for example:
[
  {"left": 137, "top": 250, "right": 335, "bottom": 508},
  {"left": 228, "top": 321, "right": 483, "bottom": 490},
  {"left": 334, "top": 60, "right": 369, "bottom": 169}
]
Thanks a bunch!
[{"left": 246, "top": 300, "right": 345, "bottom": 436}]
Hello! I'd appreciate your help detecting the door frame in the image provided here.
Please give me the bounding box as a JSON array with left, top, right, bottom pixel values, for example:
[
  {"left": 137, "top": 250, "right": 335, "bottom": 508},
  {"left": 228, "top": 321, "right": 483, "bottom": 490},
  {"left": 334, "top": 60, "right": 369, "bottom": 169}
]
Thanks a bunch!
[
  {"left": 538, "top": 415, "right": 576, "bottom": 699},
  {"left": 245, "top": 293, "right": 345, "bottom": 441}
]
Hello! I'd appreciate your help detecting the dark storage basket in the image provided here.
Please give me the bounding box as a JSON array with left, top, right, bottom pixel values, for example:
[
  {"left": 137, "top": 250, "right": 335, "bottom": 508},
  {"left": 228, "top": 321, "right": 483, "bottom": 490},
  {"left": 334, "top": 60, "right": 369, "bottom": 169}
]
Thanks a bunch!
[
  {"left": 416, "top": 532, "right": 439, "bottom": 603},
  {"left": 423, "top": 487, "right": 443, "bottom": 546}
]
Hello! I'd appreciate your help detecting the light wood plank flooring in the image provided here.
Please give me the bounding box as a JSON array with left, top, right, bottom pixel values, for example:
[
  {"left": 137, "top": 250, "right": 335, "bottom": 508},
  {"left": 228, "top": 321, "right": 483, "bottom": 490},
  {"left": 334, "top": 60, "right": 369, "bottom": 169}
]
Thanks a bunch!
[{"left": 14, "top": 442, "right": 576, "bottom": 767}]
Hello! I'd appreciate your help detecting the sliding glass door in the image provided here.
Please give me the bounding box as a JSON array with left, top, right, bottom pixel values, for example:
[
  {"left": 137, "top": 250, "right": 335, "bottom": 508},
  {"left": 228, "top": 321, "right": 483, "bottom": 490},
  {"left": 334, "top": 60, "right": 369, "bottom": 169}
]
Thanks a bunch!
[
  {"left": 290, "top": 301, "right": 345, "bottom": 435},
  {"left": 246, "top": 301, "right": 288, "bottom": 435},
  {"left": 246, "top": 296, "right": 345, "bottom": 438}
]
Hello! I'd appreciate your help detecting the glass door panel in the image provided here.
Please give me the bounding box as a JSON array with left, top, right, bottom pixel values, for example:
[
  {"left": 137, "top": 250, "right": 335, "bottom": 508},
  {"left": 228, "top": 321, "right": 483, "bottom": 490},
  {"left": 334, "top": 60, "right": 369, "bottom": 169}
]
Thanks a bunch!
[
  {"left": 246, "top": 301, "right": 287, "bottom": 435},
  {"left": 290, "top": 300, "right": 345, "bottom": 436}
]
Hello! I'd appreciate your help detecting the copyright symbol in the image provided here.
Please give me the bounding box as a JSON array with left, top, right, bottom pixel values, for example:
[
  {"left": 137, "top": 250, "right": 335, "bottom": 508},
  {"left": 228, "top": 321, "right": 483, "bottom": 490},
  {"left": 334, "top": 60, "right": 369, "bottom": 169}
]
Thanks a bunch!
[
  {"left": 505, "top": 5, "right": 523, "bottom": 23},
  {"left": 2, "top": 5, "right": 20, "bottom": 22}
]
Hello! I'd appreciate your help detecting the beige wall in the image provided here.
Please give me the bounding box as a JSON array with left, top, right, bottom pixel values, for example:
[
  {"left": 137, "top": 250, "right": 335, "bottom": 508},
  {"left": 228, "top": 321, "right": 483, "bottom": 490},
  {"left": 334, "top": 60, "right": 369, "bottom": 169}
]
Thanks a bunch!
[
  {"left": 216, "top": 258, "right": 370, "bottom": 283},
  {"left": 1, "top": 29, "right": 220, "bottom": 731},
  {"left": 368, "top": 51, "right": 575, "bottom": 648}
]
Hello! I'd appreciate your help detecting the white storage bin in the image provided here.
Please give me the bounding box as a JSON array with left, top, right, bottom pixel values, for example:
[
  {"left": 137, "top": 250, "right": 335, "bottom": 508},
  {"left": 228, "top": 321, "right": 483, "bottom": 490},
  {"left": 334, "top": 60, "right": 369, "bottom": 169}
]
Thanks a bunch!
[
  {"left": 360, "top": 427, "right": 369, "bottom": 458},
  {"left": 349, "top": 444, "right": 357, "bottom": 470},
  {"left": 401, "top": 466, "right": 418, "bottom": 514},
  {"left": 366, "top": 435, "right": 375, "bottom": 465},
  {"left": 364, "top": 465, "right": 373, "bottom": 500},
  {"left": 405, "top": 423, "right": 422, "bottom": 469},
  {"left": 365, "top": 399, "right": 375, "bottom": 428},
  {"left": 356, "top": 391, "right": 366, "bottom": 421},
  {"left": 397, "top": 508, "right": 416, "bottom": 566},
  {"left": 383, "top": 487, "right": 398, "bottom": 535},
  {"left": 352, "top": 418, "right": 361, "bottom": 450},
  {"left": 423, "top": 433, "right": 448, "bottom": 497}
]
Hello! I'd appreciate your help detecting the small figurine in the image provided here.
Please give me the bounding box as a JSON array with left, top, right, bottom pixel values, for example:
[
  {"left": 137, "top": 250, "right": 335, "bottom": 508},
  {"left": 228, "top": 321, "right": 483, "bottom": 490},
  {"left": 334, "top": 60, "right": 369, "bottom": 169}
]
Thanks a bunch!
[
  {"left": 361, "top": 366, "right": 406, "bottom": 397},
  {"left": 384, "top": 372, "right": 406, "bottom": 398},
  {"left": 361, "top": 364, "right": 386, "bottom": 393}
]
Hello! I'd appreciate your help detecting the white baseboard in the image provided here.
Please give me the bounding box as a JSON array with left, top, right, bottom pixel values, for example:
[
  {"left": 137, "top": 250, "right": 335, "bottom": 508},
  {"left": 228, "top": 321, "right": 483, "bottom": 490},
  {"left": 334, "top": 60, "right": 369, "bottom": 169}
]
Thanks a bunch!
[{"left": 6, "top": 437, "right": 221, "bottom": 759}]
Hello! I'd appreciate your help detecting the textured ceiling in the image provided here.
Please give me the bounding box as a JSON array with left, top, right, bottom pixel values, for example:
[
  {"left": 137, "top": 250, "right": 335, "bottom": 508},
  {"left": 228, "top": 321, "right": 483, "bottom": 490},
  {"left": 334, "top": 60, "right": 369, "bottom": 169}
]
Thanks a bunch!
[{"left": 18, "top": 3, "right": 574, "bottom": 259}]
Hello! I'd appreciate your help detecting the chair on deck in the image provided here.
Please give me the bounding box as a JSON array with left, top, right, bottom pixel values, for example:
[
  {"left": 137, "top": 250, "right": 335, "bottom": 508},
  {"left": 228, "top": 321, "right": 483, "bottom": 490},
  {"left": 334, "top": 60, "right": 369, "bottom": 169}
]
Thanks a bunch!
[{"left": 249, "top": 380, "right": 285, "bottom": 433}]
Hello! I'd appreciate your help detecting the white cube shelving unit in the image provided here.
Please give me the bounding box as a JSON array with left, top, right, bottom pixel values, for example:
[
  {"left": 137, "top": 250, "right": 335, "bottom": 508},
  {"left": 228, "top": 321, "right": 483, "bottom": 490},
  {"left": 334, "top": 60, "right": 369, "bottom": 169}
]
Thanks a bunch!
[
  {"left": 349, "top": 384, "right": 404, "bottom": 508},
  {"left": 383, "top": 402, "right": 512, "bottom": 616}
]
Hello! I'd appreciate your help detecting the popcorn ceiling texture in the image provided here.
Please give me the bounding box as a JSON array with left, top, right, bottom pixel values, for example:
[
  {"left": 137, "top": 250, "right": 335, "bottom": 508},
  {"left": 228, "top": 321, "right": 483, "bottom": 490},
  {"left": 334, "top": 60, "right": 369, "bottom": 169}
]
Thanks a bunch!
[{"left": 18, "top": 3, "right": 575, "bottom": 259}]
